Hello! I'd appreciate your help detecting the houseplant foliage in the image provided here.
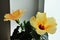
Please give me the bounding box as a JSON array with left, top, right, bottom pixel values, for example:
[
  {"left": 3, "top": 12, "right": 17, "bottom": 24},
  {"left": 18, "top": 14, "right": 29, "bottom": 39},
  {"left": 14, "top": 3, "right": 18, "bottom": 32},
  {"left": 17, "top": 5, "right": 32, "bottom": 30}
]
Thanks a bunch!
[{"left": 4, "top": 10, "right": 57, "bottom": 40}]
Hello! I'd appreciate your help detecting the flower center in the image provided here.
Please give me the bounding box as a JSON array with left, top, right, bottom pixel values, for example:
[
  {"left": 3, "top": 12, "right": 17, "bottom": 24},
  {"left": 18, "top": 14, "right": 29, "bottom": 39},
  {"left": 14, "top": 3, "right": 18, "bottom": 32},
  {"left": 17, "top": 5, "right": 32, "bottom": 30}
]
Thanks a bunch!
[{"left": 39, "top": 25, "right": 45, "bottom": 30}]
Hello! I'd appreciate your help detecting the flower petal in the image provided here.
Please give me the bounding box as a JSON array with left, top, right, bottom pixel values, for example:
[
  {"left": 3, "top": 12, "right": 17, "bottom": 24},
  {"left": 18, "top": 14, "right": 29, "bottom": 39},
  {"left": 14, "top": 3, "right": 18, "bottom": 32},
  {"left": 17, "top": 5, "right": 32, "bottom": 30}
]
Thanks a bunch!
[
  {"left": 12, "top": 10, "right": 23, "bottom": 19},
  {"left": 30, "top": 16, "right": 37, "bottom": 28},
  {"left": 4, "top": 10, "right": 23, "bottom": 21},
  {"left": 4, "top": 14, "right": 13, "bottom": 21},
  {"left": 36, "top": 27, "right": 46, "bottom": 35},
  {"left": 46, "top": 26, "right": 56, "bottom": 34},
  {"left": 36, "top": 12, "right": 46, "bottom": 24},
  {"left": 45, "top": 17, "right": 57, "bottom": 34}
]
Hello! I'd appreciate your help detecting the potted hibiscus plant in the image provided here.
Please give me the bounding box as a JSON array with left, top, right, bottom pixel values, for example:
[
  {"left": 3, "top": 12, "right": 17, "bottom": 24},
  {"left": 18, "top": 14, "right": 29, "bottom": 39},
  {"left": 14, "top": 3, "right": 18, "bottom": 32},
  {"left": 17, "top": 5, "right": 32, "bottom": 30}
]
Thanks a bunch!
[{"left": 4, "top": 10, "right": 57, "bottom": 40}]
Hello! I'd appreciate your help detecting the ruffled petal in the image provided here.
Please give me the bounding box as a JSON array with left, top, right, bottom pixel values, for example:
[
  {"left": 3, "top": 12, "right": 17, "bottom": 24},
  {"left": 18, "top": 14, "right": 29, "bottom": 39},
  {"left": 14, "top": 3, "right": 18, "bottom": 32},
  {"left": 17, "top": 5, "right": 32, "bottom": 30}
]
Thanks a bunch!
[
  {"left": 30, "top": 16, "right": 38, "bottom": 28},
  {"left": 36, "top": 27, "right": 46, "bottom": 35},
  {"left": 4, "top": 10, "right": 24, "bottom": 21},
  {"left": 46, "top": 26, "right": 56, "bottom": 34},
  {"left": 12, "top": 10, "right": 23, "bottom": 20},
  {"left": 45, "top": 17, "right": 57, "bottom": 34},
  {"left": 4, "top": 14, "right": 13, "bottom": 21},
  {"left": 36, "top": 12, "right": 46, "bottom": 24}
]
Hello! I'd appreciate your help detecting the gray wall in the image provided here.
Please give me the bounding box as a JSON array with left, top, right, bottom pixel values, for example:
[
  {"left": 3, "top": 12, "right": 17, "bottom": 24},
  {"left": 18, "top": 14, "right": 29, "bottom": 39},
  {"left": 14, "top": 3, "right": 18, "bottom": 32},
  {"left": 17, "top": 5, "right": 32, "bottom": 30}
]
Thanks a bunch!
[
  {"left": 38, "top": 0, "right": 44, "bottom": 12},
  {"left": 10, "top": 0, "right": 44, "bottom": 36}
]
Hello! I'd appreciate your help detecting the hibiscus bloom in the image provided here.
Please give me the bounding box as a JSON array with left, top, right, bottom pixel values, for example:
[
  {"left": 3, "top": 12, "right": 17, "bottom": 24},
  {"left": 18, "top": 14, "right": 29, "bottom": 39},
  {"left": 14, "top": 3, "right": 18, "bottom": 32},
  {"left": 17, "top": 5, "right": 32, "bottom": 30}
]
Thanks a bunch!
[
  {"left": 4, "top": 10, "right": 23, "bottom": 21},
  {"left": 30, "top": 12, "right": 57, "bottom": 35}
]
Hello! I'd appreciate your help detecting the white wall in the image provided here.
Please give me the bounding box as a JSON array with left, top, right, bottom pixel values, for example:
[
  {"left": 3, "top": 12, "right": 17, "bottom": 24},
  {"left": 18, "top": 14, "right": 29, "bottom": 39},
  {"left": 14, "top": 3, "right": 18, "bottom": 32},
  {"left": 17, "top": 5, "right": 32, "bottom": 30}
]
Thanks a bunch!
[
  {"left": 44, "top": 0, "right": 60, "bottom": 40},
  {"left": 10, "top": 0, "right": 38, "bottom": 36}
]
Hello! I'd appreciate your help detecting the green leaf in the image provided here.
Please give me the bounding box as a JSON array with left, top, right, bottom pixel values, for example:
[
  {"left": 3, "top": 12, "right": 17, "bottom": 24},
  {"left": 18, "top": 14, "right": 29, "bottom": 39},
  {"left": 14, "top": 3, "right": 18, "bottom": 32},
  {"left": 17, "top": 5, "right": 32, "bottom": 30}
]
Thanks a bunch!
[
  {"left": 15, "top": 19, "right": 20, "bottom": 24},
  {"left": 20, "top": 23, "right": 25, "bottom": 31},
  {"left": 23, "top": 20, "right": 26, "bottom": 25}
]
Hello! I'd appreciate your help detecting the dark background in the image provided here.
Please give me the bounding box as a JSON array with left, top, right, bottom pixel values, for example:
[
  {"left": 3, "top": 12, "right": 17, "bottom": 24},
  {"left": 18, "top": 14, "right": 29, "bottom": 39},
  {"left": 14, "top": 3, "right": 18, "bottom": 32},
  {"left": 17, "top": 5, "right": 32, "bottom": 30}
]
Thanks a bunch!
[{"left": 0, "top": 0, "right": 10, "bottom": 40}]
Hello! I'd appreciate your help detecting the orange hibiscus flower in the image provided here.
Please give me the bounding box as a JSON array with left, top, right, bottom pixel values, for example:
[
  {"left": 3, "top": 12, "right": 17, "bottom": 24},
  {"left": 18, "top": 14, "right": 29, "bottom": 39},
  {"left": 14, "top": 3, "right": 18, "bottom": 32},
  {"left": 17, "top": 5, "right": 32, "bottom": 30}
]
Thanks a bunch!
[{"left": 4, "top": 10, "right": 23, "bottom": 21}]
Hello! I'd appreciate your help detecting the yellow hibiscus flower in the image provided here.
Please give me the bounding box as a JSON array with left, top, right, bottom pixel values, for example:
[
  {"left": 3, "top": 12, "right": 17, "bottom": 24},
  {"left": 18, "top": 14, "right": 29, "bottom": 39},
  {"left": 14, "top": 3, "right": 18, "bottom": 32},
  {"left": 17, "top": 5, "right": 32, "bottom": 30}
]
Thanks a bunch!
[
  {"left": 4, "top": 10, "right": 23, "bottom": 21},
  {"left": 30, "top": 12, "right": 57, "bottom": 35}
]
